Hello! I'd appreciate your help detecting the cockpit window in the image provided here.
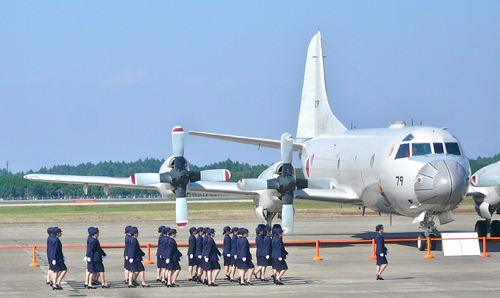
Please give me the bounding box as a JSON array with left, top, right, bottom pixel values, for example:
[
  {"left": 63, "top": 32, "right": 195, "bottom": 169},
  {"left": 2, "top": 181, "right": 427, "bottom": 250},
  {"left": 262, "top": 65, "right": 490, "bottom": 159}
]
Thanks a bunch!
[
  {"left": 395, "top": 143, "right": 410, "bottom": 159},
  {"left": 412, "top": 143, "right": 432, "bottom": 156},
  {"left": 445, "top": 142, "right": 461, "bottom": 155},
  {"left": 402, "top": 134, "right": 414, "bottom": 142},
  {"left": 433, "top": 143, "right": 444, "bottom": 154}
]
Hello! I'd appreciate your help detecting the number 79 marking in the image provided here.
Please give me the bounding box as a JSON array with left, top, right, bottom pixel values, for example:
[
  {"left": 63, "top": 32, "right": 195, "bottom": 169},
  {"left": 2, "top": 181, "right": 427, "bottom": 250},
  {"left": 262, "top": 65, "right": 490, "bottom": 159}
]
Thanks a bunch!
[{"left": 396, "top": 176, "right": 404, "bottom": 186}]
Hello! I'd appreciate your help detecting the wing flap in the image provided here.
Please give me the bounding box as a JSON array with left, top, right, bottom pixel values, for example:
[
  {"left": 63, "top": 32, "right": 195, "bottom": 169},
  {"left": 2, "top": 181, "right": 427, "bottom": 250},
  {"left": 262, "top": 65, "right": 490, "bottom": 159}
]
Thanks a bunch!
[
  {"left": 24, "top": 174, "right": 158, "bottom": 190},
  {"left": 188, "top": 181, "right": 257, "bottom": 197},
  {"left": 294, "top": 187, "right": 361, "bottom": 204}
]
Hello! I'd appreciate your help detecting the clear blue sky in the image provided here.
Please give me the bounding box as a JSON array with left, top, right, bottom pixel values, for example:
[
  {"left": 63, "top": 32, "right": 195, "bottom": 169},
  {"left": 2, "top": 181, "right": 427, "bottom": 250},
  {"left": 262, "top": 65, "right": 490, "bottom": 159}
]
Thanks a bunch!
[{"left": 1, "top": 1, "right": 499, "bottom": 173}]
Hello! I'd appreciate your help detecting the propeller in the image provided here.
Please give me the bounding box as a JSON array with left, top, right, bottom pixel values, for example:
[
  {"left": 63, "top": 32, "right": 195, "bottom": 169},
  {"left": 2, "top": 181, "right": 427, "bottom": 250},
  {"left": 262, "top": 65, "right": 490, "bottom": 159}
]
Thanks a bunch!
[
  {"left": 131, "top": 126, "right": 231, "bottom": 228},
  {"left": 237, "top": 133, "right": 335, "bottom": 235}
]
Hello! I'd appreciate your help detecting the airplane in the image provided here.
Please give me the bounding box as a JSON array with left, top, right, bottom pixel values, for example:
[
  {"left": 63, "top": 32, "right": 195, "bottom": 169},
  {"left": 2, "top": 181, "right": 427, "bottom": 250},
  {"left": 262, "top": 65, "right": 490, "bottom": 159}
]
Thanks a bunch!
[
  {"left": 25, "top": 31, "right": 474, "bottom": 250},
  {"left": 467, "top": 161, "right": 500, "bottom": 237},
  {"left": 188, "top": 31, "right": 472, "bottom": 249}
]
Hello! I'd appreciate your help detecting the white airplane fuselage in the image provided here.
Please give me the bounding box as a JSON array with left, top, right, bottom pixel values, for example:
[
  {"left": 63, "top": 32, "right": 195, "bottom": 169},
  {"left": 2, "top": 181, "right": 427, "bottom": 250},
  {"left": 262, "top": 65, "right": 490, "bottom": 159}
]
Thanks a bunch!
[{"left": 300, "top": 124, "right": 470, "bottom": 219}]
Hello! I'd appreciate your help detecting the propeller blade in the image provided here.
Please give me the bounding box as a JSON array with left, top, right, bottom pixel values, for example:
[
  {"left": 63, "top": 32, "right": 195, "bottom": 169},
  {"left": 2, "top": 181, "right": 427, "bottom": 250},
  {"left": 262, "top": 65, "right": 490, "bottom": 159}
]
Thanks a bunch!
[
  {"left": 172, "top": 126, "right": 184, "bottom": 157},
  {"left": 130, "top": 173, "right": 160, "bottom": 185},
  {"left": 304, "top": 178, "right": 337, "bottom": 189},
  {"left": 281, "top": 192, "right": 294, "bottom": 235},
  {"left": 175, "top": 186, "right": 188, "bottom": 227},
  {"left": 280, "top": 133, "right": 293, "bottom": 164},
  {"left": 199, "top": 169, "right": 231, "bottom": 182},
  {"left": 237, "top": 179, "right": 268, "bottom": 190}
]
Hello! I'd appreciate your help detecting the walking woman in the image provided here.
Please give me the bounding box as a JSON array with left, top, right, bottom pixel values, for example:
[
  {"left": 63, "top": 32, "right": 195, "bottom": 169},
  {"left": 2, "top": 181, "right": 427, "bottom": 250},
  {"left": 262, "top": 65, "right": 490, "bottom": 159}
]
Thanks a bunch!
[
  {"left": 127, "top": 227, "right": 150, "bottom": 288},
  {"left": 86, "top": 227, "right": 110, "bottom": 289},
  {"left": 202, "top": 228, "right": 222, "bottom": 286},
  {"left": 271, "top": 228, "right": 288, "bottom": 285},
  {"left": 48, "top": 227, "right": 67, "bottom": 290},
  {"left": 375, "top": 224, "right": 388, "bottom": 280},
  {"left": 237, "top": 228, "right": 255, "bottom": 285}
]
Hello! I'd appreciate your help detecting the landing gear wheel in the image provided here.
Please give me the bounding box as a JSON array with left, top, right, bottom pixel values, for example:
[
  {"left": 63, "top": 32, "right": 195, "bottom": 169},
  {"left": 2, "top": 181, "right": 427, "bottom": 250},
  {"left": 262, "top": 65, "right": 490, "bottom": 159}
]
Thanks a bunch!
[
  {"left": 490, "top": 220, "right": 500, "bottom": 238},
  {"left": 417, "top": 233, "right": 437, "bottom": 251},
  {"left": 417, "top": 234, "right": 426, "bottom": 251},
  {"left": 475, "top": 220, "right": 488, "bottom": 238}
]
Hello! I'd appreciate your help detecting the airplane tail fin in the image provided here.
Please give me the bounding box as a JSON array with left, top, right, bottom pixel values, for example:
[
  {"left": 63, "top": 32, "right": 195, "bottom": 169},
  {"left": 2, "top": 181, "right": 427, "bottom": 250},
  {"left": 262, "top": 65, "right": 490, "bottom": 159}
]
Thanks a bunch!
[{"left": 296, "top": 31, "right": 346, "bottom": 139}]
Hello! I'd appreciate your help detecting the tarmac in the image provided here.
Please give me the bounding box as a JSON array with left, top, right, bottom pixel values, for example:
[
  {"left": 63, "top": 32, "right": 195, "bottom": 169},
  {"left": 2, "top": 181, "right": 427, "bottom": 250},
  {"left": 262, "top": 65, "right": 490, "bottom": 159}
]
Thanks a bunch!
[{"left": 0, "top": 214, "right": 499, "bottom": 297}]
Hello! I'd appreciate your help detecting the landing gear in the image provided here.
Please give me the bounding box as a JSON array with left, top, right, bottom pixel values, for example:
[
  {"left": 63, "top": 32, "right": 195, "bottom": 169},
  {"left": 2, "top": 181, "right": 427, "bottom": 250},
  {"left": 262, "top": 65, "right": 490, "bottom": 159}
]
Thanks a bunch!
[
  {"left": 490, "top": 220, "right": 500, "bottom": 237},
  {"left": 265, "top": 211, "right": 278, "bottom": 228},
  {"left": 475, "top": 220, "right": 488, "bottom": 238},
  {"left": 417, "top": 233, "right": 437, "bottom": 251}
]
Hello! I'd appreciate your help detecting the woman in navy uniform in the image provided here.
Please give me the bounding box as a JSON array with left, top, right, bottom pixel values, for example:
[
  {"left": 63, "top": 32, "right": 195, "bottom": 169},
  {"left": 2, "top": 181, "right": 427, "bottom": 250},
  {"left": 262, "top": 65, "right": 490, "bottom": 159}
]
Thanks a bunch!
[
  {"left": 48, "top": 227, "right": 67, "bottom": 290},
  {"left": 202, "top": 228, "right": 222, "bottom": 286},
  {"left": 195, "top": 227, "right": 204, "bottom": 283},
  {"left": 165, "top": 229, "right": 182, "bottom": 287},
  {"left": 123, "top": 225, "right": 132, "bottom": 284},
  {"left": 237, "top": 228, "right": 255, "bottom": 285},
  {"left": 375, "top": 224, "right": 388, "bottom": 280},
  {"left": 259, "top": 226, "right": 272, "bottom": 281},
  {"left": 158, "top": 227, "right": 171, "bottom": 283},
  {"left": 86, "top": 227, "right": 110, "bottom": 288},
  {"left": 229, "top": 227, "right": 239, "bottom": 282},
  {"left": 127, "top": 227, "right": 149, "bottom": 288},
  {"left": 155, "top": 225, "right": 166, "bottom": 282},
  {"left": 222, "top": 226, "right": 232, "bottom": 280},
  {"left": 46, "top": 227, "right": 55, "bottom": 287},
  {"left": 187, "top": 227, "right": 198, "bottom": 281},
  {"left": 271, "top": 228, "right": 288, "bottom": 285},
  {"left": 253, "top": 226, "right": 265, "bottom": 280}
]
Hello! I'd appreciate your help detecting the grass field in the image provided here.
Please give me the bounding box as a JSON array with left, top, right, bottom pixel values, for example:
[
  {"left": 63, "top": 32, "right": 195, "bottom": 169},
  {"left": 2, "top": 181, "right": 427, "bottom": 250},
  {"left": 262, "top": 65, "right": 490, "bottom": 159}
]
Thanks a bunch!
[{"left": 0, "top": 198, "right": 477, "bottom": 224}]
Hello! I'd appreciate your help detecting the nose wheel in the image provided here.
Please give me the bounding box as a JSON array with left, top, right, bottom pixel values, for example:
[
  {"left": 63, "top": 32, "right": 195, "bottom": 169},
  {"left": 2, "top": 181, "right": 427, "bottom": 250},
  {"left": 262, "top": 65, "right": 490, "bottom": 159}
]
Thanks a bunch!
[
  {"left": 417, "top": 233, "right": 437, "bottom": 251},
  {"left": 475, "top": 219, "right": 500, "bottom": 237}
]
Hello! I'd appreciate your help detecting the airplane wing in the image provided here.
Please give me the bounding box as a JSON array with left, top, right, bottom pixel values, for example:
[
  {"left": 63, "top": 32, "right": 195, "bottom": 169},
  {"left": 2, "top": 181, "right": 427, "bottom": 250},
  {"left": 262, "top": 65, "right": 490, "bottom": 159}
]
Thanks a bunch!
[
  {"left": 189, "top": 131, "right": 304, "bottom": 151},
  {"left": 23, "top": 173, "right": 159, "bottom": 190},
  {"left": 294, "top": 187, "right": 362, "bottom": 204}
]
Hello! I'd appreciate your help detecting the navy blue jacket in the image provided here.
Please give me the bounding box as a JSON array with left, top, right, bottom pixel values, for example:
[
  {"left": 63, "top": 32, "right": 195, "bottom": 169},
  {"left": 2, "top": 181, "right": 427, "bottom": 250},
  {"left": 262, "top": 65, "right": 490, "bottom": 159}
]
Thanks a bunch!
[
  {"left": 48, "top": 236, "right": 65, "bottom": 263},
  {"left": 262, "top": 235, "right": 272, "bottom": 257},
  {"left": 230, "top": 234, "right": 238, "bottom": 257},
  {"left": 195, "top": 234, "right": 204, "bottom": 257},
  {"left": 255, "top": 234, "right": 264, "bottom": 257},
  {"left": 375, "top": 233, "right": 387, "bottom": 255},
  {"left": 188, "top": 234, "right": 196, "bottom": 257},
  {"left": 271, "top": 236, "right": 287, "bottom": 260},
  {"left": 158, "top": 235, "right": 170, "bottom": 258},
  {"left": 127, "top": 237, "right": 145, "bottom": 262},
  {"left": 156, "top": 234, "right": 164, "bottom": 257},
  {"left": 165, "top": 237, "right": 182, "bottom": 261},
  {"left": 87, "top": 237, "right": 106, "bottom": 262},
  {"left": 237, "top": 236, "right": 251, "bottom": 260},
  {"left": 124, "top": 234, "right": 131, "bottom": 259},
  {"left": 202, "top": 237, "right": 221, "bottom": 261},
  {"left": 222, "top": 234, "right": 231, "bottom": 256}
]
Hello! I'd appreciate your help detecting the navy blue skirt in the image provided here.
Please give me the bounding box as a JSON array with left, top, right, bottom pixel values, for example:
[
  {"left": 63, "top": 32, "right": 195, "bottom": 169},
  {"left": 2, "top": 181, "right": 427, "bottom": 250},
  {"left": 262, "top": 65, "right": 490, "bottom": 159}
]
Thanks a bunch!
[
  {"left": 272, "top": 258, "right": 288, "bottom": 271},
  {"left": 376, "top": 255, "right": 388, "bottom": 265},
  {"left": 90, "top": 262, "right": 105, "bottom": 273},
  {"left": 130, "top": 261, "right": 145, "bottom": 272},
  {"left": 238, "top": 259, "right": 254, "bottom": 270},
  {"left": 223, "top": 255, "right": 231, "bottom": 266},
  {"left": 166, "top": 260, "right": 181, "bottom": 270},
  {"left": 231, "top": 256, "right": 238, "bottom": 266},
  {"left": 257, "top": 256, "right": 269, "bottom": 266},
  {"left": 50, "top": 260, "right": 67, "bottom": 272},
  {"left": 188, "top": 256, "right": 197, "bottom": 266},
  {"left": 197, "top": 256, "right": 204, "bottom": 267}
]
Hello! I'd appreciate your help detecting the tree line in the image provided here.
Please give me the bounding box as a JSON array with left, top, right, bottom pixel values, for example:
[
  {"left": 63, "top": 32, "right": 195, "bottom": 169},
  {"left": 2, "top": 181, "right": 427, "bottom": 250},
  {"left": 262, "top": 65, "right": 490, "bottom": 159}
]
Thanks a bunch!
[{"left": 0, "top": 154, "right": 498, "bottom": 200}]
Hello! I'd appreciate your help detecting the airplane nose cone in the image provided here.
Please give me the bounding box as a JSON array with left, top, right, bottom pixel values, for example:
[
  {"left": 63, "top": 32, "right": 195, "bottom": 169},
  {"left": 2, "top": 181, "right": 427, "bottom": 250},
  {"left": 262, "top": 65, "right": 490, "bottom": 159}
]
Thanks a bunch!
[{"left": 414, "top": 160, "right": 468, "bottom": 206}]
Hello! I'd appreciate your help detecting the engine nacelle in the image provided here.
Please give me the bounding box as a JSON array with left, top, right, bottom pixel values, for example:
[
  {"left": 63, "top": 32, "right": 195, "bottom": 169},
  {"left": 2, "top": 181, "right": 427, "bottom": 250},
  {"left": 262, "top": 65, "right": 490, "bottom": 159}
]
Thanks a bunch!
[{"left": 257, "top": 162, "right": 295, "bottom": 180}]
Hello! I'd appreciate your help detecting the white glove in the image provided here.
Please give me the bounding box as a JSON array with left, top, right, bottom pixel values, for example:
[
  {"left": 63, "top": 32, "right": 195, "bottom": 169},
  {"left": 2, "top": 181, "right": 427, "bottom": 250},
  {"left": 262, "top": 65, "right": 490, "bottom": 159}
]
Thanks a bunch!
[
  {"left": 87, "top": 257, "right": 91, "bottom": 263},
  {"left": 226, "top": 254, "right": 230, "bottom": 257},
  {"left": 166, "top": 259, "right": 170, "bottom": 264},
  {"left": 129, "top": 258, "right": 134, "bottom": 263},
  {"left": 379, "top": 253, "right": 384, "bottom": 257},
  {"left": 83, "top": 257, "right": 88, "bottom": 262},
  {"left": 278, "top": 257, "right": 282, "bottom": 261},
  {"left": 190, "top": 254, "right": 193, "bottom": 259},
  {"left": 265, "top": 255, "right": 269, "bottom": 259},
  {"left": 52, "top": 260, "right": 56, "bottom": 265},
  {"left": 204, "top": 257, "right": 209, "bottom": 262},
  {"left": 198, "top": 255, "right": 202, "bottom": 259},
  {"left": 242, "top": 257, "right": 246, "bottom": 262},
  {"left": 103, "top": 255, "right": 109, "bottom": 259},
  {"left": 234, "top": 255, "right": 237, "bottom": 259},
  {"left": 386, "top": 250, "right": 390, "bottom": 254},
  {"left": 125, "top": 256, "right": 128, "bottom": 260}
]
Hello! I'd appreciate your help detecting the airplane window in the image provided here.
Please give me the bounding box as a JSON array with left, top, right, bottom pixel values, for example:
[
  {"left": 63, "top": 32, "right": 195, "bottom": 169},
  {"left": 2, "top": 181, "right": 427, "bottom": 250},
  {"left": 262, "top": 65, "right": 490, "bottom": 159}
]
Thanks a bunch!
[
  {"left": 402, "top": 134, "right": 414, "bottom": 142},
  {"left": 395, "top": 143, "right": 410, "bottom": 159},
  {"left": 445, "top": 142, "right": 461, "bottom": 155},
  {"left": 412, "top": 143, "right": 431, "bottom": 156},
  {"left": 433, "top": 143, "right": 444, "bottom": 154}
]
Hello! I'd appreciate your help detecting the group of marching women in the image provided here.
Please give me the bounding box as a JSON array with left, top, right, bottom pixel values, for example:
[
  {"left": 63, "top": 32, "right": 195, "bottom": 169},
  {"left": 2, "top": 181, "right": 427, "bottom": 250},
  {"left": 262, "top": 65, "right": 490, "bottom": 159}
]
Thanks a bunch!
[{"left": 45, "top": 224, "right": 289, "bottom": 290}]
